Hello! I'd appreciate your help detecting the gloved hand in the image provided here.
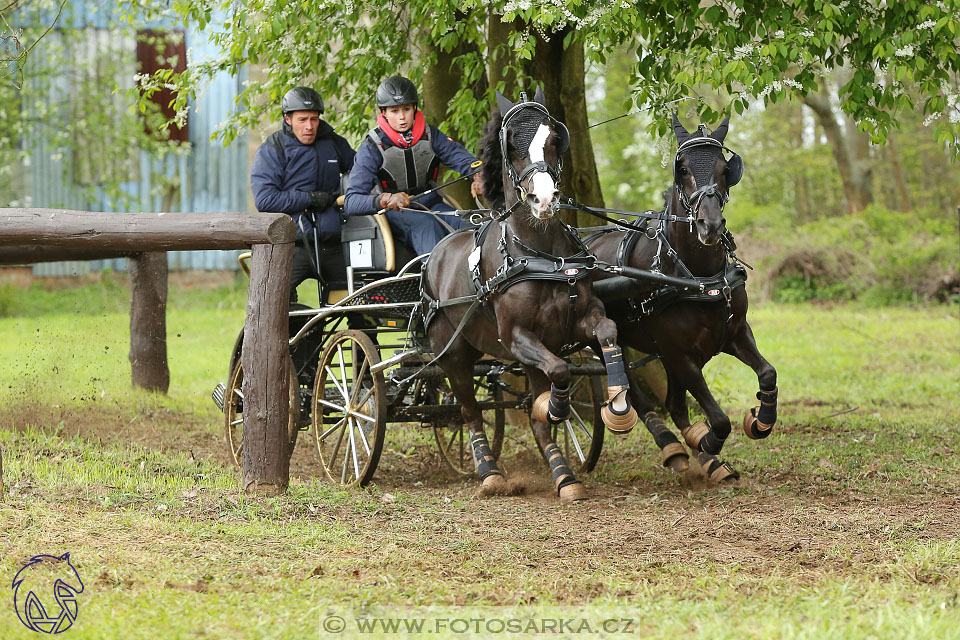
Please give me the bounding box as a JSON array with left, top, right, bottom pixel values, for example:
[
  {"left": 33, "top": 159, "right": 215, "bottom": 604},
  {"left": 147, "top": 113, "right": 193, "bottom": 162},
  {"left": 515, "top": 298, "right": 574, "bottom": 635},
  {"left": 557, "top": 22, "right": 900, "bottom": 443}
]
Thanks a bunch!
[
  {"left": 379, "top": 192, "right": 411, "bottom": 211},
  {"left": 308, "top": 191, "right": 335, "bottom": 210}
]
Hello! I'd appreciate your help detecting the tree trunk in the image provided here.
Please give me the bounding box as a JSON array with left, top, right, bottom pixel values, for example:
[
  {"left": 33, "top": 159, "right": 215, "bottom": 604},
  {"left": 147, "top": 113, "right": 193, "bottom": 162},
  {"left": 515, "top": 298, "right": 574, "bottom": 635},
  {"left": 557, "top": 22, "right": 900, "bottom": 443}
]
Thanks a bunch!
[
  {"left": 887, "top": 132, "right": 912, "bottom": 212},
  {"left": 792, "top": 103, "right": 811, "bottom": 221},
  {"left": 560, "top": 39, "right": 605, "bottom": 224},
  {"left": 845, "top": 111, "right": 874, "bottom": 210},
  {"left": 241, "top": 242, "right": 294, "bottom": 494},
  {"left": 128, "top": 251, "right": 169, "bottom": 393},
  {"left": 422, "top": 12, "right": 487, "bottom": 208},
  {"left": 802, "top": 92, "right": 861, "bottom": 214},
  {"left": 487, "top": 11, "right": 524, "bottom": 94}
]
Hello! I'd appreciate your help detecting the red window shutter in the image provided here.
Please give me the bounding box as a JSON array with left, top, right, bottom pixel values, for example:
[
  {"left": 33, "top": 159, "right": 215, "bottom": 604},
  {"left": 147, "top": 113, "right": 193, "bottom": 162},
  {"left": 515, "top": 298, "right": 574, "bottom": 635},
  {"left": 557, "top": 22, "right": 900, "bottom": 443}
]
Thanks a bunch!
[{"left": 136, "top": 29, "right": 189, "bottom": 143}]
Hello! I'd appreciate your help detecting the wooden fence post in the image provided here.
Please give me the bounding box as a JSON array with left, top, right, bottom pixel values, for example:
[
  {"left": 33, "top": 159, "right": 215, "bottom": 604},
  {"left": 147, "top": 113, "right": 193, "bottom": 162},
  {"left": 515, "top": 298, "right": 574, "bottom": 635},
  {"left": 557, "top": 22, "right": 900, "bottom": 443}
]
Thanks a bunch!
[
  {"left": 0, "top": 209, "right": 298, "bottom": 493},
  {"left": 241, "top": 241, "right": 294, "bottom": 494},
  {"left": 128, "top": 252, "right": 170, "bottom": 393}
]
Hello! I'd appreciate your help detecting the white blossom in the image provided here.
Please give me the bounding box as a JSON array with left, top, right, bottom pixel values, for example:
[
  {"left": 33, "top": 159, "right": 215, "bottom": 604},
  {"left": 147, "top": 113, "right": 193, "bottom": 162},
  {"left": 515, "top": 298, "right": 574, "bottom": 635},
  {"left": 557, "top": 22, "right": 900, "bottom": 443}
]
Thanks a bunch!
[
  {"left": 895, "top": 44, "right": 915, "bottom": 57},
  {"left": 733, "top": 43, "right": 754, "bottom": 59},
  {"left": 504, "top": 0, "right": 532, "bottom": 11},
  {"left": 918, "top": 19, "right": 936, "bottom": 29}
]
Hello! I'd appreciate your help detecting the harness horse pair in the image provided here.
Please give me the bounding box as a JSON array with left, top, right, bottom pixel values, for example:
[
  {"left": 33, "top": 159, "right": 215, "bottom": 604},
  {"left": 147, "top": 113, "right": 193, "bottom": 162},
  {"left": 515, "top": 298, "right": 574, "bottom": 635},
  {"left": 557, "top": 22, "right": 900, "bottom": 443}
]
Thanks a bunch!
[{"left": 214, "top": 91, "right": 778, "bottom": 495}]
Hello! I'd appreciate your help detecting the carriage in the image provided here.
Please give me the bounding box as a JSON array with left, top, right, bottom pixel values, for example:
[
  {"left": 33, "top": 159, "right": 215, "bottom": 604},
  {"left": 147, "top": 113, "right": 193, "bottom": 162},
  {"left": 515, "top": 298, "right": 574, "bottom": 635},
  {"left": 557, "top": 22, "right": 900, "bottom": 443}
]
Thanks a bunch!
[
  {"left": 212, "top": 206, "right": 609, "bottom": 487},
  {"left": 212, "top": 94, "right": 778, "bottom": 496}
]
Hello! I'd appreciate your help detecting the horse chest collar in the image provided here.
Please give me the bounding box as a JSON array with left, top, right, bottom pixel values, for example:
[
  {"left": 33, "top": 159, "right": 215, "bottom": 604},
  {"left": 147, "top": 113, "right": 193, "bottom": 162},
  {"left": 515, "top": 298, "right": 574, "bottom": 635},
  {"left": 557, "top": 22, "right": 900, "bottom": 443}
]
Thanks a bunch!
[{"left": 469, "top": 221, "right": 595, "bottom": 302}]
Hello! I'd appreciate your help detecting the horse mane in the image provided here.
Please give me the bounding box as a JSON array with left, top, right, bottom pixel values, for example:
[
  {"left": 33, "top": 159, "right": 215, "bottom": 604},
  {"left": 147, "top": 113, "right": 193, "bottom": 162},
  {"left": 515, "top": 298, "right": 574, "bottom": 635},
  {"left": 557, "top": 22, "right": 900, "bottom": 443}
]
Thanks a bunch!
[
  {"left": 478, "top": 109, "right": 505, "bottom": 208},
  {"left": 662, "top": 187, "right": 674, "bottom": 213}
]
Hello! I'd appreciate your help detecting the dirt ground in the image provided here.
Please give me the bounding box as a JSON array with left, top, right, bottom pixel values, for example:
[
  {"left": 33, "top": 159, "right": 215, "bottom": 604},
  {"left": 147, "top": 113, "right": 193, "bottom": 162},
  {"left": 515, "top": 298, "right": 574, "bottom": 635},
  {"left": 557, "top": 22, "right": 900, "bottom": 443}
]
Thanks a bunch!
[{"left": 5, "top": 399, "right": 958, "bottom": 599}]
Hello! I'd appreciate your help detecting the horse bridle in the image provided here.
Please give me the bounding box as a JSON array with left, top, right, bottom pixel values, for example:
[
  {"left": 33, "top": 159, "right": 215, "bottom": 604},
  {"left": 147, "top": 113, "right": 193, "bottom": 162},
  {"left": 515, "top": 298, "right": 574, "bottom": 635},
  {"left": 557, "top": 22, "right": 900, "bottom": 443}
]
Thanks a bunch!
[
  {"left": 499, "top": 97, "right": 569, "bottom": 206},
  {"left": 673, "top": 135, "right": 742, "bottom": 221}
]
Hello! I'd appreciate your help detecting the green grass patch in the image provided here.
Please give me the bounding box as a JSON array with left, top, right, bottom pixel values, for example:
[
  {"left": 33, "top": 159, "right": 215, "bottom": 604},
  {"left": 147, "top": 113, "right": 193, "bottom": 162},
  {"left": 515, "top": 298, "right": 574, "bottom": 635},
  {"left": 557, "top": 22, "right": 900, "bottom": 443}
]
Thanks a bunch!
[{"left": 1, "top": 280, "right": 958, "bottom": 638}]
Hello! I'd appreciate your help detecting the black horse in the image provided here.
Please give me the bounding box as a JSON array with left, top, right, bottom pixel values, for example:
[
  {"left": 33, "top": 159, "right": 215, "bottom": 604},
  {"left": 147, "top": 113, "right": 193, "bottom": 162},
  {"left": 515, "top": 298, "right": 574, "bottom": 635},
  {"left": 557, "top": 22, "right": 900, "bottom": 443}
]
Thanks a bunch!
[
  {"left": 589, "top": 114, "right": 778, "bottom": 481},
  {"left": 421, "top": 88, "right": 636, "bottom": 501}
]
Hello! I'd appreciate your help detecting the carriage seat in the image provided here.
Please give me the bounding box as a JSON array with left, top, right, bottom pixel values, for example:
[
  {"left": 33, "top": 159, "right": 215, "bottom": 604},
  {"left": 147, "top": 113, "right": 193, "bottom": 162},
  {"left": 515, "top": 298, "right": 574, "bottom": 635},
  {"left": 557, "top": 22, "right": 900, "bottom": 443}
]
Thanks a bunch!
[{"left": 327, "top": 212, "right": 418, "bottom": 303}]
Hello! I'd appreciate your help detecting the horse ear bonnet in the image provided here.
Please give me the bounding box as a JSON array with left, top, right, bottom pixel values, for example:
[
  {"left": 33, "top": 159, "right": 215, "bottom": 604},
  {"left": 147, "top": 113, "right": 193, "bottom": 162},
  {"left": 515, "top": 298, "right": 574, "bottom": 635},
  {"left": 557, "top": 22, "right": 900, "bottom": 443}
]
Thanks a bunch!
[
  {"left": 674, "top": 113, "right": 742, "bottom": 189},
  {"left": 684, "top": 144, "right": 723, "bottom": 189},
  {"left": 533, "top": 85, "right": 547, "bottom": 106},
  {"left": 495, "top": 90, "right": 514, "bottom": 118},
  {"left": 499, "top": 86, "right": 570, "bottom": 156}
]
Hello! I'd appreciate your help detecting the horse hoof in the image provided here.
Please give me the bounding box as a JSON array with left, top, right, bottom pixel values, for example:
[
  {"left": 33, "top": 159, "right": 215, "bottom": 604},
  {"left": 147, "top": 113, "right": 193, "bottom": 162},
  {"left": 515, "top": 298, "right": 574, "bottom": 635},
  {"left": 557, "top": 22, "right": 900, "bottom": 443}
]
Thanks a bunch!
[
  {"left": 531, "top": 391, "right": 552, "bottom": 423},
  {"left": 697, "top": 452, "right": 740, "bottom": 483},
  {"left": 558, "top": 482, "right": 587, "bottom": 502},
  {"left": 743, "top": 409, "right": 773, "bottom": 440},
  {"left": 480, "top": 473, "right": 509, "bottom": 496},
  {"left": 602, "top": 404, "right": 637, "bottom": 434},
  {"left": 660, "top": 442, "right": 689, "bottom": 473},
  {"left": 681, "top": 421, "right": 710, "bottom": 450}
]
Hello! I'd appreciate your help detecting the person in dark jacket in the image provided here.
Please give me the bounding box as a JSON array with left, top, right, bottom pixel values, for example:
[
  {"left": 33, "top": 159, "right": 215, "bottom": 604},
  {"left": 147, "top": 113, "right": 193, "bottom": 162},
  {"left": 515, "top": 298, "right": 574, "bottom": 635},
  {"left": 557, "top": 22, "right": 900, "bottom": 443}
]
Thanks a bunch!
[
  {"left": 343, "top": 75, "right": 482, "bottom": 256},
  {"left": 250, "top": 86, "right": 356, "bottom": 302}
]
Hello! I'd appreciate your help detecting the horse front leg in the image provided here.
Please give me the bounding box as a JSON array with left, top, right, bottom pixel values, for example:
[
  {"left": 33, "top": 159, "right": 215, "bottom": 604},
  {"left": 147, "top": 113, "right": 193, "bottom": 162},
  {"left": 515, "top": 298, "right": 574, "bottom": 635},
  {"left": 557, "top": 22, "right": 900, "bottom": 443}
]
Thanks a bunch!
[
  {"left": 724, "top": 321, "right": 778, "bottom": 440},
  {"left": 663, "top": 358, "right": 739, "bottom": 483},
  {"left": 626, "top": 377, "right": 689, "bottom": 473},
  {"left": 508, "top": 328, "right": 585, "bottom": 502},
  {"left": 431, "top": 319, "right": 508, "bottom": 495},
  {"left": 445, "top": 364, "right": 510, "bottom": 496},
  {"left": 577, "top": 310, "right": 638, "bottom": 434}
]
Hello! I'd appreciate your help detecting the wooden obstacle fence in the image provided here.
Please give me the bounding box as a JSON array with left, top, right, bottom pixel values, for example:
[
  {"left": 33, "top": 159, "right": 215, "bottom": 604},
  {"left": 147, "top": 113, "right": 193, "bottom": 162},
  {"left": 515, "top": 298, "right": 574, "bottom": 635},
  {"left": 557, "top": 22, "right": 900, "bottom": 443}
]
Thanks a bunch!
[{"left": 0, "top": 208, "right": 297, "bottom": 495}]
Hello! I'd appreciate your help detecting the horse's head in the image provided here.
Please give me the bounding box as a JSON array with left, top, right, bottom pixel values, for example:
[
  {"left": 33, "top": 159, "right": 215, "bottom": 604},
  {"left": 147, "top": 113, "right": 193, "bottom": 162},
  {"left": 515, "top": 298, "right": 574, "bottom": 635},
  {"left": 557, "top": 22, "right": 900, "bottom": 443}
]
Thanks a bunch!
[
  {"left": 671, "top": 114, "right": 743, "bottom": 246},
  {"left": 491, "top": 87, "right": 569, "bottom": 220}
]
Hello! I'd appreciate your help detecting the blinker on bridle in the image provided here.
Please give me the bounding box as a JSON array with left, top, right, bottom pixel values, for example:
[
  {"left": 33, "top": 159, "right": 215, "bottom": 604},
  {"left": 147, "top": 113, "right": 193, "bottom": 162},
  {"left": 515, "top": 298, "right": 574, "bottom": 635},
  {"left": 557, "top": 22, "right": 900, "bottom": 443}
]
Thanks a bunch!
[{"left": 499, "top": 93, "right": 569, "bottom": 204}]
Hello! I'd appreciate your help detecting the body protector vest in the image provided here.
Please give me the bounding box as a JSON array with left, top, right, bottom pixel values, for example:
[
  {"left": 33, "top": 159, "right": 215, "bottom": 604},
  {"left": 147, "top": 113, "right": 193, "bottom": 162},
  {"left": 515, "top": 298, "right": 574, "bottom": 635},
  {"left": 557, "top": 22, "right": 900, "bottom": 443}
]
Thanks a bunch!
[{"left": 366, "top": 126, "right": 441, "bottom": 195}]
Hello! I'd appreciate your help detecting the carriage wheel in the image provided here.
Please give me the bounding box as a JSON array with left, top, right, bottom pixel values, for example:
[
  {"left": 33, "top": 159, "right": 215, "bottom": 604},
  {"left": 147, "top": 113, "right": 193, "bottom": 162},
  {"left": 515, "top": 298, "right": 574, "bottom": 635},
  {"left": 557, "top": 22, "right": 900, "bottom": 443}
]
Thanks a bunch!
[
  {"left": 433, "top": 377, "right": 505, "bottom": 476},
  {"left": 223, "top": 355, "right": 300, "bottom": 467},
  {"left": 549, "top": 375, "right": 604, "bottom": 473},
  {"left": 312, "top": 330, "right": 386, "bottom": 487}
]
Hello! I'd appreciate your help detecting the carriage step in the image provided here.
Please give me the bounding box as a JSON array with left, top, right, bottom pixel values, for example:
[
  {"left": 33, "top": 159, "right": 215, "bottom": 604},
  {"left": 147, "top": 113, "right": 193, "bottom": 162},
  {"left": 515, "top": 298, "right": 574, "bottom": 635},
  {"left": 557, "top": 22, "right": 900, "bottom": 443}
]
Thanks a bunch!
[{"left": 212, "top": 383, "right": 226, "bottom": 411}]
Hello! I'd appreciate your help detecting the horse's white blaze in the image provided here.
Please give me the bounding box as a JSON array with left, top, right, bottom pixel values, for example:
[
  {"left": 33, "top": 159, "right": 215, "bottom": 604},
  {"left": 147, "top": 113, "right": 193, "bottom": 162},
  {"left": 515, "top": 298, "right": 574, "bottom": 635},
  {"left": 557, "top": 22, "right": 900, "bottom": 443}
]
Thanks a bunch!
[{"left": 527, "top": 123, "right": 556, "bottom": 215}]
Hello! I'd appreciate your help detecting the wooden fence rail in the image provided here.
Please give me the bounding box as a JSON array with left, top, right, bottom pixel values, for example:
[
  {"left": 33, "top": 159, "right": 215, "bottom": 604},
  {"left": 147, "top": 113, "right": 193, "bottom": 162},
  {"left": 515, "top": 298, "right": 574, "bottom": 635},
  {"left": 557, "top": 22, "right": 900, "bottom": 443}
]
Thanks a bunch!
[{"left": 0, "top": 209, "right": 297, "bottom": 495}]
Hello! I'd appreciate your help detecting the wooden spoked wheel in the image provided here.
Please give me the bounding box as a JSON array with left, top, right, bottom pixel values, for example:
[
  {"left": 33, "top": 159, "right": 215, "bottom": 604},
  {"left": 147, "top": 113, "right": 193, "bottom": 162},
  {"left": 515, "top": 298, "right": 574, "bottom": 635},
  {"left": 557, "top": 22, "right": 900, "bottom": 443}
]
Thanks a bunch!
[
  {"left": 312, "top": 330, "right": 386, "bottom": 487},
  {"left": 433, "top": 377, "right": 505, "bottom": 476},
  {"left": 549, "top": 375, "right": 605, "bottom": 473},
  {"left": 223, "top": 356, "right": 300, "bottom": 467}
]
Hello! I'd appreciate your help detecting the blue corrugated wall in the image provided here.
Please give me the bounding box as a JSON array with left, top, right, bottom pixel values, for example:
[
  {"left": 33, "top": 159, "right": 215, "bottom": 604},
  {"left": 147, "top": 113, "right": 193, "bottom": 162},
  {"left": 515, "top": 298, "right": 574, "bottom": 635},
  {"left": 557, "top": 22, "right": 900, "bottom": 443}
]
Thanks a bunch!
[{"left": 18, "top": 4, "right": 249, "bottom": 276}]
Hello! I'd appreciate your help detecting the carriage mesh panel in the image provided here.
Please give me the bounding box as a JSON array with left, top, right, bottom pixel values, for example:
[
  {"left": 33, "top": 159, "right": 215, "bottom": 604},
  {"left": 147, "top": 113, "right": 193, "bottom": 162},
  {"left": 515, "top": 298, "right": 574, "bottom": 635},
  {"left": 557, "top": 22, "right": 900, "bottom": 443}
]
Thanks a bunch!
[{"left": 354, "top": 277, "right": 422, "bottom": 318}]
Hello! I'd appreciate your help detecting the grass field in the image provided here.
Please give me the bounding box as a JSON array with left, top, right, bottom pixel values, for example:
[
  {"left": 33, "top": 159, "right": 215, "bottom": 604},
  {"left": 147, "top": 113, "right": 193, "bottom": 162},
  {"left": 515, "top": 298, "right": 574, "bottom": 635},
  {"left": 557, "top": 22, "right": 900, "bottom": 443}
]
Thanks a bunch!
[{"left": 1, "top": 277, "right": 958, "bottom": 639}]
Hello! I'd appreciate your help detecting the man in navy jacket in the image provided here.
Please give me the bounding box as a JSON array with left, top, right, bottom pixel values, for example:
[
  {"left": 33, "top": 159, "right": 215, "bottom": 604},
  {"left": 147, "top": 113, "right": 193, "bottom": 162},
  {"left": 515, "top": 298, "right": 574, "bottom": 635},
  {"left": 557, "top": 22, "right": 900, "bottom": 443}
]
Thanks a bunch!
[
  {"left": 344, "top": 76, "right": 481, "bottom": 256},
  {"left": 250, "top": 86, "right": 355, "bottom": 302}
]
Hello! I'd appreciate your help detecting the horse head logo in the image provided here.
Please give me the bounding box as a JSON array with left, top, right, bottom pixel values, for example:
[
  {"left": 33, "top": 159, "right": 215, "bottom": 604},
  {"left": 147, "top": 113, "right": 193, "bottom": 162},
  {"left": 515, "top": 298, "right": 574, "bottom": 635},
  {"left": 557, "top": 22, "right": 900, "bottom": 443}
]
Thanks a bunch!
[{"left": 12, "top": 553, "right": 84, "bottom": 634}]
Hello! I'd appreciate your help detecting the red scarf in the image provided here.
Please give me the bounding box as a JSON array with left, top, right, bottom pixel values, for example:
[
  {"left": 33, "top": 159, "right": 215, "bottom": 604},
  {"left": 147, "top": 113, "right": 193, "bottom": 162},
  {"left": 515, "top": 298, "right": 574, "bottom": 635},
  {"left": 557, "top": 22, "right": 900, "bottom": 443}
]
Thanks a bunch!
[{"left": 377, "top": 110, "right": 426, "bottom": 147}]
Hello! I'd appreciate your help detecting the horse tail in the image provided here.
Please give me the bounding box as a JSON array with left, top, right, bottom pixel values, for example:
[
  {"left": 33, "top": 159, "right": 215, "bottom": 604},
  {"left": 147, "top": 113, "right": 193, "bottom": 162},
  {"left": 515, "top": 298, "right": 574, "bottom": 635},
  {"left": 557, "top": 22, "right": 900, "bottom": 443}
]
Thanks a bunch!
[{"left": 478, "top": 109, "right": 505, "bottom": 208}]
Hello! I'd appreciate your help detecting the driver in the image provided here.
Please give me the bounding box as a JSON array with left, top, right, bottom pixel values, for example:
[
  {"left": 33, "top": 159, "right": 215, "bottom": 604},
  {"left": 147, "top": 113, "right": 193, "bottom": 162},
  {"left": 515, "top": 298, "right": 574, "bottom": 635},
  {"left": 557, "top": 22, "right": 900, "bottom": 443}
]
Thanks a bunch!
[
  {"left": 344, "top": 75, "right": 483, "bottom": 256},
  {"left": 250, "top": 86, "right": 355, "bottom": 303}
]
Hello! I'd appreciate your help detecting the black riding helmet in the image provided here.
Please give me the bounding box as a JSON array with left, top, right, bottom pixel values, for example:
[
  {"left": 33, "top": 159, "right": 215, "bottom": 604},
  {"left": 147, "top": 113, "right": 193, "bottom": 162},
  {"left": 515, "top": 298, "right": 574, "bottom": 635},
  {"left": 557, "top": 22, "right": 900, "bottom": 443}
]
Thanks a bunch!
[
  {"left": 376, "top": 76, "right": 418, "bottom": 108},
  {"left": 281, "top": 86, "right": 324, "bottom": 115}
]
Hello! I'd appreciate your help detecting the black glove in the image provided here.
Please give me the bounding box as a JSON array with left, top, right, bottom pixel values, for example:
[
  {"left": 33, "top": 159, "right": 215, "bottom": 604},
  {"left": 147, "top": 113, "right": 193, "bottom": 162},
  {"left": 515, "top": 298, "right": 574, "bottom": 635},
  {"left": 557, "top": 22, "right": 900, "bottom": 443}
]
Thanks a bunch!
[{"left": 308, "top": 191, "right": 334, "bottom": 210}]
